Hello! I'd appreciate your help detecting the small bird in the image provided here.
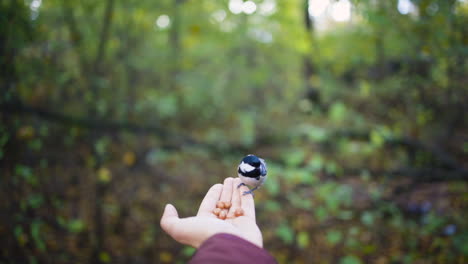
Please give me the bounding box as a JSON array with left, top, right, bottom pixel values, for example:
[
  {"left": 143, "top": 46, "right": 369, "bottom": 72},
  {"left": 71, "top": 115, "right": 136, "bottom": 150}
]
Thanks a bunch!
[{"left": 237, "top": 154, "right": 267, "bottom": 195}]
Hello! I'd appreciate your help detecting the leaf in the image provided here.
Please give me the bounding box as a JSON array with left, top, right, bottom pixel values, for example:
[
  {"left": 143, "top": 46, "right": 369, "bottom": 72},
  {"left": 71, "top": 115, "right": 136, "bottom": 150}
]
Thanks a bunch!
[
  {"left": 299, "top": 124, "right": 327, "bottom": 142},
  {"left": 297, "top": 169, "right": 318, "bottom": 185},
  {"left": 99, "top": 251, "right": 111, "bottom": 263},
  {"left": 15, "top": 165, "right": 37, "bottom": 186},
  {"left": 159, "top": 251, "right": 173, "bottom": 263},
  {"left": 276, "top": 223, "right": 294, "bottom": 244},
  {"left": 0, "top": 131, "right": 9, "bottom": 147},
  {"left": 14, "top": 225, "right": 23, "bottom": 239},
  {"left": 453, "top": 232, "right": 468, "bottom": 255},
  {"left": 289, "top": 192, "right": 313, "bottom": 209},
  {"left": 145, "top": 148, "right": 170, "bottom": 165},
  {"left": 340, "top": 255, "right": 362, "bottom": 264},
  {"left": 338, "top": 210, "right": 353, "bottom": 220},
  {"left": 359, "top": 80, "right": 371, "bottom": 97},
  {"left": 325, "top": 161, "right": 339, "bottom": 175},
  {"left": 68, "top": 219, "right": 85, "bottom": 233},
  {"left": 28, "top": 138, "right": 42, "bottom": 151},
  {"left": 94, "top": 137, "right": 110, "bottom": 156},
  {"left": 17, "top": 125, "right": 35, "bottom": 140},
  {"left": 123, "top": 151, "right": 136, "bottom": 166},
  {"left": 284, "top": 150, "right": 305, "bottom": 167},
  {"left": 28, "top": 194, "right": 44, "bottom": 209},
  {"left": 326, "top": 230, "right": 343, "bottom": 245},
  {"left": 264, "top": 200, "right": 281, "bottom": 212},
  {"left": 314, "top": 206, "right": 328, "bottom": 222},
  {"left": 370, "top": 130, "right": 384, "bottom": 147},
  {"left": 156, "top": 95, "right": 178, "bottom": 118},
  {"left": 31, "top": 221, "right": 45, "bottom": 251},
  {"left": 329, "top": 102, "right": 347, "bottom": 123},
  {"left": 361, "top": 211, "right": 374, "bottom": 226},
  {"left": 362, "top": 244, "right": 376, "bottom": 254},
  {"left": 182, "top": 246, "right": 196, "bottom": 256},
  {"left": 98, "top": 167, "right": 112, "bottom": 183},
  {"left": 308, "top": 156, "right": 324, "bottom": 172},
  {"left": 297, "top": 231, "right": 309, "bottom": 249}
]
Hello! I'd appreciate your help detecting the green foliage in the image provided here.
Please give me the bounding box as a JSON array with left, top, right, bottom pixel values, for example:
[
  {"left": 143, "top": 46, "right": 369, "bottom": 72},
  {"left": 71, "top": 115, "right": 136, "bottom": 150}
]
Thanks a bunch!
[
  {"left": 326, "top": 229, "right": 343, "bottom": 246},
  {"left": 99, "top": 251, "right": 111, "bottom": 263},
  {"left": 360, "top": 211, "right": 375, "bottom": 226},
  {"left": 296, "top": 231, "right": 310, "bottom": 249},
  {"left": 67, "top": 219, "right": 86, "bottom": 233},
  {"left": 340, "top": 255, "right": 362, "bottom": 264},
  {"left": 182, "top": 246, "right": 196, "bottom": 257},
  {"left": 453, "top": 232, "right": 468, "bottom": 255},
  {"left": 15, "top": 164, "right": 38, "bottom": 186},
  {"left": 31, "top": 220, "right": 46, "bottom": 251},
  {"left": 57, "top": 217, "right": 86, "bottom": 233},
  {"left": 276, "top": 223, "right": 294, "bottom": 245}
]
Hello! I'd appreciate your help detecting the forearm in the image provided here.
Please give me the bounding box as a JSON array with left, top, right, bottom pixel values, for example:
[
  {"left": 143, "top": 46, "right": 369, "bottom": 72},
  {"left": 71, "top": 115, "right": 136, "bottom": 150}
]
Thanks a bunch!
[{"left": 189, "top": 233, "right": 277, "bottom": 264}]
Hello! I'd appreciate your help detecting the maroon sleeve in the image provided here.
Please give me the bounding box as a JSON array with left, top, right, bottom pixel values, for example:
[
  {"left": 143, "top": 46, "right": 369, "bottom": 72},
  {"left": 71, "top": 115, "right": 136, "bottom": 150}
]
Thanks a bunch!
[{"left": 189, "top": 233, "right": 277, "bottom": 264}]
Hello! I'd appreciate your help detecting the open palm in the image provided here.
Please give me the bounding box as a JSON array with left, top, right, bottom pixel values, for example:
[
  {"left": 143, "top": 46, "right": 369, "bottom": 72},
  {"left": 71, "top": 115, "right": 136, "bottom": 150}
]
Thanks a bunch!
[{"left": 160, "top": 177, "right": 263, "bottom": 248}]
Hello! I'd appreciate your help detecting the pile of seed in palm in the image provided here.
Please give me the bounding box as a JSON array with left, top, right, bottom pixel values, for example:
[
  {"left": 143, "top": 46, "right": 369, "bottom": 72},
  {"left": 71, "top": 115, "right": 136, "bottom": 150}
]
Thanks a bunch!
[{"left": 213, "top": 201, "right": 244, "bottom": 219}]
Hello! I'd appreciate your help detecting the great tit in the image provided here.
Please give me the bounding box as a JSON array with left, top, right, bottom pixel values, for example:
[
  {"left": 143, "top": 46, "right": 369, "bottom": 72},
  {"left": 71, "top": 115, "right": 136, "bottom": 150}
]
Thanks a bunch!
[{"left": 237, "top": 154, "right": 267, "bottom": 195}]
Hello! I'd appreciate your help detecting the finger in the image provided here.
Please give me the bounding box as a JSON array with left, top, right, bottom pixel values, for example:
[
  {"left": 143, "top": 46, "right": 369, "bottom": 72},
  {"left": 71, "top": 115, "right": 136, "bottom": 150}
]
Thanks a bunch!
[
  {"left": 160, "top": 204, "right": 180, "bottom": 236},
  {"left": 228, "top": 178, "right": 242, "bottom": 218},
  {"left": 197, "top": 183, "right": 223, "bottom": 217},
  {"left": 239, "top": 184, "right": 256, "bottom": 220},
  {"left": 219, "top": 177, "right": 234, "bottom": 205}
]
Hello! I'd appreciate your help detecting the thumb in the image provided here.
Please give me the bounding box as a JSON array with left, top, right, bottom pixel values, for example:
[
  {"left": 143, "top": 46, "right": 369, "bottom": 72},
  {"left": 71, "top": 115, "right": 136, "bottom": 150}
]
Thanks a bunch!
[{"left": 160, "top": 204, "right": 180, "bottom": 235}]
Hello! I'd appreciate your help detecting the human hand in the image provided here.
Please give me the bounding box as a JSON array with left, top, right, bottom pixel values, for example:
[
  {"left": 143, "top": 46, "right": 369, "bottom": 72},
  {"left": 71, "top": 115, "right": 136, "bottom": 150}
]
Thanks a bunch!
[{"left": 160, "top": 177, "right": 263, "bottom": 248}]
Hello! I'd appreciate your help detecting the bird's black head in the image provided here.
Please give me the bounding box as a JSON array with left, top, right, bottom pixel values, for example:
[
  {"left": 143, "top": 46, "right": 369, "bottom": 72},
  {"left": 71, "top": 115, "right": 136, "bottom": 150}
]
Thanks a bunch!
[
  {"left": 238, "top": 154, "right": 267, "bottom": 178},
  {"left": 241, "top": 154, "right": 262, "bottom": 167}
]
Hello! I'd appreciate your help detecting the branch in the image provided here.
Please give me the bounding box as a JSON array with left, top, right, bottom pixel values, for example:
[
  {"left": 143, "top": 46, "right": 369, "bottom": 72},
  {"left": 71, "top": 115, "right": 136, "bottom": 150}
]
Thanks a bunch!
[
  {"left": 61, "top": 0, "right": 89, "bottom": 77},
  {"left": 340, "top": 167, "right": 468, "bottom": 182},
  {"left": 330, "top": 130, "right": 463, "bottom": 171},
  {"left": 384, "top": 137, "right": 461, "bottom": 170},
  {"left": 94, "top": 0, "right": 115, "bottom": 73},
  {"left": 0, "top": 102, "right": 190, "bottom": 144},
  {"left": 0, "top": 102, "right": 249, "bottom": 154},
  {"left": 388, "top": 167, "right": 468, "bottom": 182}
]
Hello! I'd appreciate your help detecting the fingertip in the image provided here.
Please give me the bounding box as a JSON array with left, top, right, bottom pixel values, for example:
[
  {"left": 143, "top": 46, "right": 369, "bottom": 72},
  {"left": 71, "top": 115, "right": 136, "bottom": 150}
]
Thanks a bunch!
[
  {"left": 210, "top": 183, "right": 224, "bottom": 196},
  {"left": 223, "top": 177, "right": 234, "bottom": 183},
  {"left": 212, "top": 183, "right": 223, "bottom": 189},
  {"left": 161, "top": 204, "right": 178, "bottom": 227},
  {"left": 165, "top": 203, "right": 177, "bottom": 214}
]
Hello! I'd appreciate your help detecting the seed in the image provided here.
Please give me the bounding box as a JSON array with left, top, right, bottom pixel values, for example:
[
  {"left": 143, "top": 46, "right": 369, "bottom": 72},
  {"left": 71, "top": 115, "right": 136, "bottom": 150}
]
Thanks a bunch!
[
  {"left": 224, "top": 201, "right": 232, "bottom": 209},
  {"left": 234, "top": 208, "right": 244, "bottom": 217},
  {"left": 219, "top": 210, "right": 227, "bottom": 220},
  {"left": 213, "top": 208, "right": 221, "bottom": 216},
  {"left": 216, "top": 201, "right": 225, "bottom": 209}
]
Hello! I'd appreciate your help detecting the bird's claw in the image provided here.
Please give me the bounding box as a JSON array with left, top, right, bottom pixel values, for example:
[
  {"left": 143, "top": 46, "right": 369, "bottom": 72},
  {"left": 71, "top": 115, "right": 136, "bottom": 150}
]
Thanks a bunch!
[
  {"left": 242, "top": 190, "right": 255, "bottom": 196},
  {"left": 238, "top": 183, "right": 257, "bottom": 196},
  {"left": 237, "top": 183, "right": 247, "bottom": 189},
  {"left": 243, "top": 186, "right": 259, "bottom": 196}
]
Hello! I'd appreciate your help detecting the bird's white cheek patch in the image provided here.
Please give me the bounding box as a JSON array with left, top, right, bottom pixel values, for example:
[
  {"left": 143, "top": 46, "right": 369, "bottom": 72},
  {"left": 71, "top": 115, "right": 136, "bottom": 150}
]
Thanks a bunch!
[{"left": 239, "top": 162, "right": 255, "bottom": 172}]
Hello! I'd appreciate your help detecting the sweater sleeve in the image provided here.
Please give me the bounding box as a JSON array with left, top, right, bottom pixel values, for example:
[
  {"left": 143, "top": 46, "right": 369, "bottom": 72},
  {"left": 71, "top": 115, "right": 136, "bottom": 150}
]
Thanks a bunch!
[{"left": 188, "top": 233, "right": 277, "bottom": 264}]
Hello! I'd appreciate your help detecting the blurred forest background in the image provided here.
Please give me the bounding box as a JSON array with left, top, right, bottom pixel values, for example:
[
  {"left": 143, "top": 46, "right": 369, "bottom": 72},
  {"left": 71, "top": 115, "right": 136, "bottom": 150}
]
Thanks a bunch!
[{"left": 1, "top": 0, "right": 467, "bottom": 263}]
